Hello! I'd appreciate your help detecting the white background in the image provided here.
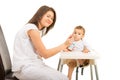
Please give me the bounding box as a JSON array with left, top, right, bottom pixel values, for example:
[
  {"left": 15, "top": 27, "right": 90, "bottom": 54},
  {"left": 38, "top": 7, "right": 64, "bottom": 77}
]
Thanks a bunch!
[{"left": 1, "top": 0, "right": 120, "bottom": 80}]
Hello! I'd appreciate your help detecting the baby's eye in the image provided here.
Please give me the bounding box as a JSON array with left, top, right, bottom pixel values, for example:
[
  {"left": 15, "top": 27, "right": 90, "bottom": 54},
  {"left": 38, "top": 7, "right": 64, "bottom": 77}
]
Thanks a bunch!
[{"left": 74, "top": 32, "right": 77, "bottom": 34}]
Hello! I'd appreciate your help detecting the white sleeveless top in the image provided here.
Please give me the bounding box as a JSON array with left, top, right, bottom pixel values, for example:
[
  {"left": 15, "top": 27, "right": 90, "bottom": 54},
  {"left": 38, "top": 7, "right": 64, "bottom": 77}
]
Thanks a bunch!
[{"left": 12, "top": 23, "right": 45, "bottom": 72}]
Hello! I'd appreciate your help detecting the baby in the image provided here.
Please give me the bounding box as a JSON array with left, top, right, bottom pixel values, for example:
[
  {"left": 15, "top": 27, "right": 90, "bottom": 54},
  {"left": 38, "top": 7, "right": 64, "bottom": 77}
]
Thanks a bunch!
[{"left": 64, "top": 25, "right": 91, "bottom": 80}]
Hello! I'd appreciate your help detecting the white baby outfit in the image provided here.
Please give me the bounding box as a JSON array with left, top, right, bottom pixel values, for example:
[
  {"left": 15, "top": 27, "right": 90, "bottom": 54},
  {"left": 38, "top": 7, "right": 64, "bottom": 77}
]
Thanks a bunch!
[{"left": 68, "top": 40, "right": 91, "bottom": 51}]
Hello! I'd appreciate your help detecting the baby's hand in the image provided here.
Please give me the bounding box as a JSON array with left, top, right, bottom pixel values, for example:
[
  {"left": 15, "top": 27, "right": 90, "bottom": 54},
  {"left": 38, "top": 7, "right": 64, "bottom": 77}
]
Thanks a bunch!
[
  {"left": 82, "top": 46, "right": 90, "bottom": 53},
  {"left": 82, "top": 49, "right": 90, "bottom": 53}
]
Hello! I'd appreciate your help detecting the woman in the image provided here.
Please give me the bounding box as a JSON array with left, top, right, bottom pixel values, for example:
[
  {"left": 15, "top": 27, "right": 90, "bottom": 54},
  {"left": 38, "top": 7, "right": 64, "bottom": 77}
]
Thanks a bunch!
[{"left": 12, "top": 5, "right": 72, "bottom": 80}]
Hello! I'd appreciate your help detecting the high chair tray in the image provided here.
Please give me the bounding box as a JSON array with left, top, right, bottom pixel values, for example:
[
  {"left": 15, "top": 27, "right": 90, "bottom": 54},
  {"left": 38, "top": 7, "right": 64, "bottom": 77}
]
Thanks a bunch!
[{"left": 60, "top": 51, "right": 99, "bottom": 59}]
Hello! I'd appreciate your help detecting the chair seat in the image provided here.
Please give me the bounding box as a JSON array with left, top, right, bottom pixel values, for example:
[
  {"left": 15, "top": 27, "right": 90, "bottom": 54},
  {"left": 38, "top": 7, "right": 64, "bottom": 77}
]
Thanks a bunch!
[{"left": 5, "top": 72, "right": 19, "bottom": 80}]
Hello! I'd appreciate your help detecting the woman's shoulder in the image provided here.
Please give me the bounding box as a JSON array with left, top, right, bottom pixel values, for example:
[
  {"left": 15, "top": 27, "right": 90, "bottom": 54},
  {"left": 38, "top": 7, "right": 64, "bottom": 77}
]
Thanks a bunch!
[
  {"left": 24, "top": 23, "right": 38, "bottom": 29},
  {"left": 18, "top": 23, "right": 39, "bottom": 38}
]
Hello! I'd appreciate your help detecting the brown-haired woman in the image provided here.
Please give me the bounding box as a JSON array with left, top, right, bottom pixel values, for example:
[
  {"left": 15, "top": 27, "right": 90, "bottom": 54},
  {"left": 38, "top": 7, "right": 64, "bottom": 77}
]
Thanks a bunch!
[{"left": 12, "top": 5, "right": 72, "bottom": 80}]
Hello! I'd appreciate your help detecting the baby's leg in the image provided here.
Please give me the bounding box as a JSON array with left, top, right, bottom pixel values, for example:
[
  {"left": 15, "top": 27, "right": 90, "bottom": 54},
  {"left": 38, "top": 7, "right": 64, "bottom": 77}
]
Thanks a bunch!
[
  {"left": 68, "top": 66, "right": 75, "bottom": 80},
  {"left": 67, "top": 59, "right": 77, "bottom": 80},
  {"left": 78, "top": 59, "right": 90, "bottom": 67},
  {"left": 78, "top": 59, "right": 84, "bottom": 65}
]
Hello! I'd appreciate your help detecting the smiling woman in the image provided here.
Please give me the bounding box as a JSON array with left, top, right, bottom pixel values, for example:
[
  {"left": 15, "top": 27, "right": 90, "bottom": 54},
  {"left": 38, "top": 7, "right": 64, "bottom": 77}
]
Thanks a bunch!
[{"left": 11, "top": 5, "right": 72, "bottom": 80}]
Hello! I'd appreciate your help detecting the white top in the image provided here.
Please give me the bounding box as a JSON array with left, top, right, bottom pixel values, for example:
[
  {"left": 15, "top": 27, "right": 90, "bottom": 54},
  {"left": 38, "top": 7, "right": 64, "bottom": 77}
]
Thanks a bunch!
[
  {"left": 68, "top": 40, "right": 91, "bottom": 51},
  {"left": 12, "top": 23, "right": 44, "bottom": 72}
]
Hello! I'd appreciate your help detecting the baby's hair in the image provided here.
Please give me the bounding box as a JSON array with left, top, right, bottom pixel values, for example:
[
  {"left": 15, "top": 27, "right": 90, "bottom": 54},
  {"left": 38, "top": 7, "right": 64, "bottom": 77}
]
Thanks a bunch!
[{"left": 74, "top": 25, "right": 85, "bottom": 35}]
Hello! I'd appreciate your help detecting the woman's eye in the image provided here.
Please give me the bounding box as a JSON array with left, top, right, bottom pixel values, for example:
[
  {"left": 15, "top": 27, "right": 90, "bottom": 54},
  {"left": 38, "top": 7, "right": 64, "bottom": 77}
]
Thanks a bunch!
[
  {"left": 51, "top": 17, "right": 54, "bottom": 20},
  {"left": 47, "top": 15, "right": 54, "bottom": 20},
  {"left": 47, "top": 15, "right": 50, "bottom": 17}
]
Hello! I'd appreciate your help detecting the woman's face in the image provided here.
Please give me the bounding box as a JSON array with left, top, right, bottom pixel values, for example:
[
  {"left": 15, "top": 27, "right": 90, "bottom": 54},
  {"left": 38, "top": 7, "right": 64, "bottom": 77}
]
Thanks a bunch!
[
  {"left": 73, "top": 29, "right": 84, "bottom": 41},
  {"left": 39, "top": 10, "right": 54, "bottom": 28}
]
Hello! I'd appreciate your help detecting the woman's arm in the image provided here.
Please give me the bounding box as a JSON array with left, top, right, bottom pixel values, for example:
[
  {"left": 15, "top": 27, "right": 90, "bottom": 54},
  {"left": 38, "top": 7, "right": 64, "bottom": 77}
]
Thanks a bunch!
[{"left": 28, "top": 29, "right": 72, "bottom": 59}]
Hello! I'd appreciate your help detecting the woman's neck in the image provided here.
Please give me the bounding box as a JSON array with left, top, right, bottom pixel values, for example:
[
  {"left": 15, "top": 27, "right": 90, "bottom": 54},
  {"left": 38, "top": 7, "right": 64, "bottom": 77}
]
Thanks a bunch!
[{"left": 38, "top": 22, "right": 44, "bottom": 30}]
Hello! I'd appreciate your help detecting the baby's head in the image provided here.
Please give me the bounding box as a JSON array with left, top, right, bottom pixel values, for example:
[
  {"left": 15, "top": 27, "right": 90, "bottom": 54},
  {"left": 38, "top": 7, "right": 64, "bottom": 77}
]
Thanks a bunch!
[{"left": 72, "top": 25, "right": 85, "bottom": 41}]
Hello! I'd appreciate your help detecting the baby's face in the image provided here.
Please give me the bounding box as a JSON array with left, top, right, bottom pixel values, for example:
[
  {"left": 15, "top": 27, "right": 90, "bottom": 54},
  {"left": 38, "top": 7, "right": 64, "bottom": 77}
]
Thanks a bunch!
[{"left": 73, "top": 29, "right": 84, "bottom": 41}]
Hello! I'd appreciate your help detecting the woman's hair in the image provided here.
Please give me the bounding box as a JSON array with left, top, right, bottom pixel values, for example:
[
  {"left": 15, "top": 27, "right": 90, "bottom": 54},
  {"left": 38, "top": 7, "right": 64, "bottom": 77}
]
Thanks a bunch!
[
  {"left": 75, "top": 25, "right": 85, "bottom": 35},
  {"left": 28, "top": 5, "right": 56, "bottom": 35}
]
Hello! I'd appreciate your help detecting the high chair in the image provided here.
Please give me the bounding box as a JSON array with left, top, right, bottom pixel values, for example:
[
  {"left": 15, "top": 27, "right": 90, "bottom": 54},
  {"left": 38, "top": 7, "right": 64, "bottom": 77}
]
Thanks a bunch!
[{"left": 57, "top": 51, "right": 99, "bottom": 80}]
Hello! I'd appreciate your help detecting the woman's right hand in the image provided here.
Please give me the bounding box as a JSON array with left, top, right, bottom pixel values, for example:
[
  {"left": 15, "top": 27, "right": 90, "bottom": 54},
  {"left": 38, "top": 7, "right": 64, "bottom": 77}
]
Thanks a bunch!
[{"left": 64, "top": 35, "right": 74, "bottom": 47}]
